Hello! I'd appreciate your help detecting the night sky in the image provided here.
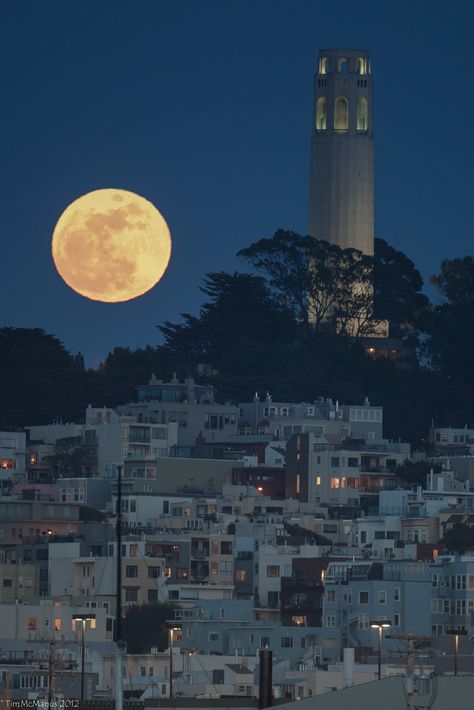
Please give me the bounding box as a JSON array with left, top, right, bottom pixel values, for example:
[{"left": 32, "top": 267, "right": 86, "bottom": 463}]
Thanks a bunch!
[{"left": 2, "top": 0, "right": 473, "bottom": 367}]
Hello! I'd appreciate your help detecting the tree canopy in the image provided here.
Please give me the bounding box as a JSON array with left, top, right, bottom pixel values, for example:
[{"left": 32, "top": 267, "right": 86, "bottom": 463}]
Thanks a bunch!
[
  {"left": 395, "top": 460, "right": 441, "bottom": 487},
  {"left": 442, "top": 523, "right": 474, "bottom": 555},
  {"left": 373, "top": 238, "right": 430, "bottom": 334},
  {"left": 238, "top": 230, "right": 380, "bottom": 336},
  {"left": 426, "top": 257, "right": 474, "bottom": 385},
  {"left": 159, "top": 271, "right": 295, "bottom": 369},
  {"left": 122, "top": 603, "right": 177, "bottom": 654}
]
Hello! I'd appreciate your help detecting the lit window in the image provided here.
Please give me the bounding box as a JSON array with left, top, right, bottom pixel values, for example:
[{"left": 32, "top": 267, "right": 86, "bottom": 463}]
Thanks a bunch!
[
  {"left": 356, "top": 57, "right": 367, "bottom": 75},
  {"left": 316, "top": 97, "right": 326, "bottom": 131},
  {"left": 334, "top": 97, "right": 349, "bottom": 131},
  {"left": 267, "top": 565, "right": 280, "bottom": 577},
  {"left": 330, "top": 477, "right": 340, "bottom": 489},
  {"left": 357, "top": 97, "right": 368, "bottom": 131}
]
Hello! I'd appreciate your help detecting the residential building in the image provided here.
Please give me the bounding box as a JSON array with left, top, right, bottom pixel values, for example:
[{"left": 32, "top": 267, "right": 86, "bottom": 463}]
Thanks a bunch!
[
  {"left": 238, "top": 394, "right": 383, "bottom": 442},
  {"left": 0, "top": 499, "right": 80, "bottom": 544},
  {"left": 322, "top": 559, "right": 432, "bottom": 654},
  {"left": 0, "top": 431, "right": 26, "bottom": 485},
  {"left": 116, "top": 375, "right": 239, "bottom": 446},
  {"left": 285, "top": 432, "right": 408, "bottom": 509}
]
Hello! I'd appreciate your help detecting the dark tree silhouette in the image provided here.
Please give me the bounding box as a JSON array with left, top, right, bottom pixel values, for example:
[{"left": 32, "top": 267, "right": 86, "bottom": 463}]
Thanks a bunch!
[
  {"left": 122, "top": 603, "right": 177, "bottom": 653},
  {"left": 373, "top": 238, "right": 430, "bottom": 335},
  {"left": 442, "top": 523, "right": 474, "bottom": 555},
  {"left": 238, "top": 230, "right": 381, "bottom": 335},
  {"left": 427, "top": 257, "right": 474, "bottom": 384}
]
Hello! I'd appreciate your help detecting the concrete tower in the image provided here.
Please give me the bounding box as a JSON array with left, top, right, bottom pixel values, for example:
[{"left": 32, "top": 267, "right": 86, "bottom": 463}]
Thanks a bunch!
[{"left": 309, "top": 49, "right": 374, "bottom": 255}]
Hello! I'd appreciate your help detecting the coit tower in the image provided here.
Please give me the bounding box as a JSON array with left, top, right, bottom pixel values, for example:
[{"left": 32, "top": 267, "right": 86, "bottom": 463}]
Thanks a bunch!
[{"left": 309, "top": 49, "right": 374, "bottom": 256}]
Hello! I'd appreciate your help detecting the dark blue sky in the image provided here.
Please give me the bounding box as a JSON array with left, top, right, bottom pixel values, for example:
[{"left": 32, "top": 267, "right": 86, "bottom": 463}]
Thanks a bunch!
[{"left": 2, "top": 0, "right": 473, "bottom": 366}]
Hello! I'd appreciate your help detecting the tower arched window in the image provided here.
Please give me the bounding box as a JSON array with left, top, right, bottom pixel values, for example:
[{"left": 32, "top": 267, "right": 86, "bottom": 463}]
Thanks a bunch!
[
  {"left": 356, "top": 57, "right": 367, "bottom": 75},
  {"left": 316, "top": 97, "right": 327, "bottom": 131},
  {"left": 334, "top": 97, "right": 348, "bottom": 131},
  {"left": 357, "top": 98, "right": 368, "bottom": 131},
  {"left": 319, "top": 57, "right": 328, "bottom": 75},
  {"left": 337, "top": 58, "right": 348, "bottom": 74}
]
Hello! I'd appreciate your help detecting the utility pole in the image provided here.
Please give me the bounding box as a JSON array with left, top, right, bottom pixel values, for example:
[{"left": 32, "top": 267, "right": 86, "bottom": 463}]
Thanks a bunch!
[
  {"left": 386, "top": 634, "right": 432, "bottom": 710},
  {"left": 115, "top": 463, "right": 124, "bottom": 710},
  {"left": 48, "top": 638, "right": 56, "bottom": 705},
  {"left": 406, "top": 638, "right": 414, "bottom": 710}
]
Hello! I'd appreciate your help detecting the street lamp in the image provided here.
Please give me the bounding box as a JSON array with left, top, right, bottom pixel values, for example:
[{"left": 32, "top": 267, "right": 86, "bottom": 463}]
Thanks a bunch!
[
  {"left": 72, "top": 613, "right": 96, "bottom": 704},
  {"left": 446, "top": 628, "right": 467, "bottom": 676},
  {"left": 169, "top": 626, "right": 180, "bottom": 700},
  {"left": 370, "top": 620, "right": 391, "bottom": 680}
]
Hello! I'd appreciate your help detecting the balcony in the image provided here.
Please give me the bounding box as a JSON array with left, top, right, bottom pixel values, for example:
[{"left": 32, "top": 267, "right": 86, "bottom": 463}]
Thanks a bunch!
[
  {"left": 190, "top": 562, "right": 210, "bottom": 580},
  {"left": 191, "top": 548, "right": 209, "bottom": 559}
]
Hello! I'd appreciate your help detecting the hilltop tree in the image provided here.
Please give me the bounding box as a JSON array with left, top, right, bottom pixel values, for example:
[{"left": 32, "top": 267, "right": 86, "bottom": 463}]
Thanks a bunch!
[
  {"left": 159, "top": 271, "right": 295, "bottom": 369},
  {"left": 427, "top": 256, "right": 474, "bottom": 383},
  {"left": 373, "top": 238, "right": 430, "bottom": 334},
  {"left": 238, "top": 230, "right": 380, "bottom": 335},
  {"left": 442, "top": 523, "right": 474, "bottom": 555},
  {"left": 122, "top": 603, "right": 177, "bottom": 653},
  {"left": 0, "top": 328, "right": 86, "bottom": 426}
]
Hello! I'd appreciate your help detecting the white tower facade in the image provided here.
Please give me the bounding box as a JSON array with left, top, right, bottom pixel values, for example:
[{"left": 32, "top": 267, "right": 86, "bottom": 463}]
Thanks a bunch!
[{"left": 309, "top": 49, "right": 374, "bottom": 255}]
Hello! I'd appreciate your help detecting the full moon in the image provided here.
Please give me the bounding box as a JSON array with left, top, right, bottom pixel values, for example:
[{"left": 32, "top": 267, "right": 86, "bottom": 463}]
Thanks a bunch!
[{"left": 52, "top": 188, "right": 172, "bottom": 303}]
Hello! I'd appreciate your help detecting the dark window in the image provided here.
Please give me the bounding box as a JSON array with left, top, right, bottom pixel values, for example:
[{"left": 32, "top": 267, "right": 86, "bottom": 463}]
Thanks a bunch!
[
  {"left": 221, "top": 541, "right": 232, "bottom": 555},
  {"left": 126, "top": 566, "right": 138, "bottom": 578},
  {"left": 268, "top": 591, "right": 279, "bottom": 607},
  {"left": 148, "top": 590, "right": 158, "bottom": 603},
  {"left": 125, "top": 588, "right": 138, "bottom": 602},
  {"left": 348, "top": 457, "right": 359, "bottom": 467},
  {"left": 148, "top": 566, "right": 160, "bottom": 579},
  {"left": 212, "top": 670, "right": 224, "bottom": 684}
]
